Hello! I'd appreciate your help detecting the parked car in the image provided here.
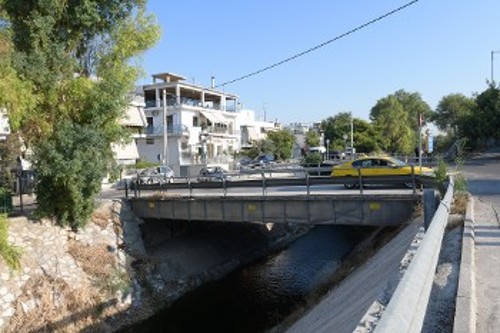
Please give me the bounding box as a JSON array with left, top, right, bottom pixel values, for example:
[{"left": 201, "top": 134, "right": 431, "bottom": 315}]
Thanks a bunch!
[
  {"left": 236, "top": 156, "right": 254, "bottom": 169},
  {"left": 251, "top": 154, "right": 275, "bottom": 168},
  {"left": 137, "top": 165, "right": 174, "bottom": 185},
  {"left": 331, "top": 156, "right": 434, "bottom": 189},
  {"left": 197, "top": 166, "right": 230, "bottom": 182}
]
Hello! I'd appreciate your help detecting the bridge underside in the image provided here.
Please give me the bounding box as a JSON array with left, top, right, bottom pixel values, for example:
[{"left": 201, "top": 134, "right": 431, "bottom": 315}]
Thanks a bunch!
[{"left": 129, "top": 194, "right": 420, "bottom": 226}]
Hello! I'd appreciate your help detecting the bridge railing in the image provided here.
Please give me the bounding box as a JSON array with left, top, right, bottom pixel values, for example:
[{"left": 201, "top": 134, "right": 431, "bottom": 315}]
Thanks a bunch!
[{"left": 125, "top": 166, "right": 435, "bottom": 198}]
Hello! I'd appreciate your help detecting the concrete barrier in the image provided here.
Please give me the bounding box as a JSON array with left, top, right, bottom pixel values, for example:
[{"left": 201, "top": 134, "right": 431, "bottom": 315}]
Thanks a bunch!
[{"left": 374, "top": 178, "right": 454, "bottom": 333}]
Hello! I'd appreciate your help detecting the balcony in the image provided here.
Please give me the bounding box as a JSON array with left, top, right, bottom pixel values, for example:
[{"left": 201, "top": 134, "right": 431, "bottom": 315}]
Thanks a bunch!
[
  {"left": 144, "top": 124, "right": 189, "bottom": 136},
  {"left": 144, "top": 97, "right": 236, "bottom": 112}
]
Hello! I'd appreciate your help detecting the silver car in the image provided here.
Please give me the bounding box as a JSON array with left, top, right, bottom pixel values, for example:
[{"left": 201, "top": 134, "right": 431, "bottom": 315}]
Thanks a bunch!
[{"left": 138, "top": 165, "right": 174, "bottom": 184}]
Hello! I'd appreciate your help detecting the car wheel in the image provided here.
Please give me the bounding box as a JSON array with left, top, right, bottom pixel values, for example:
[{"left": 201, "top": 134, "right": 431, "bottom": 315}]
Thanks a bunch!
[{"left": 344, "top": 183, "right": 356, "bottom": 189}]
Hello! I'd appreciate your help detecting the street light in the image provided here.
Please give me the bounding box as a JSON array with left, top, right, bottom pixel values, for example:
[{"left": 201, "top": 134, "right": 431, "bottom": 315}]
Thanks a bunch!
[
  {"left": 162, "top": 89, "right": 168, "bottom": 166},
  {"left": 326, "top": 139, "right": 330, "bottom": 161},
  {"left": 491, "top": 50, "right": 500, "bottom": 83}
]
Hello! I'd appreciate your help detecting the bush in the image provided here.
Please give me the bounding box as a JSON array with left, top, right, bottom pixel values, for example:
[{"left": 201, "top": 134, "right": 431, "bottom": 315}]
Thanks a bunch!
[
  {"left": 34, "top": 122, "right": 109, "bottom": 231},
  {"left": 434, "top": 157, "right": 448, "bottom": 196},
  {"left": 302, "top": 152, "right": 322, "bottom": 166},
  {"left": 0, "top": 214, "right": 22, "bottom": 271}
]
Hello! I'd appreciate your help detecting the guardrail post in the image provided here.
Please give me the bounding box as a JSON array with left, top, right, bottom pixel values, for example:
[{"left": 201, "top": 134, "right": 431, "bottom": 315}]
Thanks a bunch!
[
  {"left": 188, "top": 178, "right": 193, "bottom": 197},
  {"left": 306, "top": 173, "right": 310, "bottom": 195},
  {"left": 357, "top": 168, "right": 363, "bottom": 194},
  {"left": 411, "top": 164, "right": 417, "bottom": 196},
  {"left": 261, "top": 172, "right": 266, "bottom": 196},
  {"left": 134, "top": 173, "right": 139, "bottom": 197}
]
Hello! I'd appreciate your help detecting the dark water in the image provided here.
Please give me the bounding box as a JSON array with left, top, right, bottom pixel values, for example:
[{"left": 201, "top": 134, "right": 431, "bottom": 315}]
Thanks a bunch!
[{"left": 124, "top": 226, "right": 368, "bottom": 333}]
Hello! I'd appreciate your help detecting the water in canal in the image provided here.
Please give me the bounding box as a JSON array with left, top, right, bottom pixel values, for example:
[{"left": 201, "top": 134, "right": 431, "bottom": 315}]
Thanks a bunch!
[{"left": 124, "top": 225, "right": 369, "bottom": 333}]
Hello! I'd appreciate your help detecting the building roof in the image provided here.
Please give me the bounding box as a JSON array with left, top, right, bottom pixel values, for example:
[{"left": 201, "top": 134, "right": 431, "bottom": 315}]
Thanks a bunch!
[{"left": 152, "top": 72, "right": 186, "bottom": 83}]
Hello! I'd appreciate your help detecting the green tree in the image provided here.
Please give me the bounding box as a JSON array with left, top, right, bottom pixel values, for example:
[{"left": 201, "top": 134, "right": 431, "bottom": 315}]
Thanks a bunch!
[
  {"left": 265, "top": 129, "right": 295, "bottom": 160},
  {"left": 472, "top": 84, "right": 500, "bottom": 141},
  {"left": 371, "top": 96, "right": 414, "bottom": 154},
  {"left": 305, "top": 130, "right": 320, "bottom": 147},
  {"left": 371, "top": 90, "right": 432, "bottom": 132},
  {"left": 2, "top": 0, "right": 159, "bottom": 230},
  {"left": 321, "top": 112, "right": 379, "bottom": 153},
  {"left": 432, "top": 93, "right": 475, "bottom": 133}
]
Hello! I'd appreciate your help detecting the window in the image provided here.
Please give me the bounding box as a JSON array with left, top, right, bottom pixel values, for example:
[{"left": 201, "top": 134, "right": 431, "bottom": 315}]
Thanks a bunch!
[
  {"left": 146, "top": 138, "right": 154, "bottom": 145},
  {"left": 193, "top": 116, "right": 199, "bottom": 127},
  {"left": 146, "top": 117, "right": 153, "bottom": 127},
  {"left": 352, "top": 160, "right": 363, "bottom": 168}
]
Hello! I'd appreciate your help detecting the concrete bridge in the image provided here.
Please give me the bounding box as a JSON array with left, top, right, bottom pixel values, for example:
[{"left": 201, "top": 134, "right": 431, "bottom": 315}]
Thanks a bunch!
[{"left": 127, "top": 172, "right": 434, "bottom": 226}]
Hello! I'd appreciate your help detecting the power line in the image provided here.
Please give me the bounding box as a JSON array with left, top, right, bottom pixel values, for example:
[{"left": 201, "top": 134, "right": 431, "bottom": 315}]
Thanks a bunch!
[{"left": 216, "top": 0, "right": 420, "bottom": 88}]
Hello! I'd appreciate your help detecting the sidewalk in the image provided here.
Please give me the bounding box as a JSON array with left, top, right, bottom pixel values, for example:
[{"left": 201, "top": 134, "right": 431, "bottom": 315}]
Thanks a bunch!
[
  {"left": 463, "top": 149, "right": 500, "bottom": 333},
  {"left": 472, "top": 198, "right": 500, "bottom": 333}
]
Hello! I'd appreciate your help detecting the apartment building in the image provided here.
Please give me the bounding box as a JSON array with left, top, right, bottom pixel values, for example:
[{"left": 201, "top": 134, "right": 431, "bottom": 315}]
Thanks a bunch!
[
  {"left": 111, "top": 93, "right": 147, "bottom": 165},
  {"left": 137, "top": 73, "right": 241, "bottom": 176}
]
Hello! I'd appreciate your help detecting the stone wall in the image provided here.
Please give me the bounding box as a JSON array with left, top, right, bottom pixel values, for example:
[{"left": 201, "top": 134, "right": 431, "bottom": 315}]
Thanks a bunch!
[{"left": 0, "top": 200, "right": 156, "bottom": 332}]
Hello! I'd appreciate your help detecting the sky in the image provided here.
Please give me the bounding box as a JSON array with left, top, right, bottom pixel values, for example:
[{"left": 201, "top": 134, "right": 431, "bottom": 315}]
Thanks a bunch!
[{"left": 139, "top": 0, "right": 500, "bottom": 125}]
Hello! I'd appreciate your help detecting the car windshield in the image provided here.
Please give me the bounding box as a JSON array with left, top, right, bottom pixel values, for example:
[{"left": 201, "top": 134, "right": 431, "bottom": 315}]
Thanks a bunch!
[{"left": 389, "top": 158, "right": 407, "bottom": 166}]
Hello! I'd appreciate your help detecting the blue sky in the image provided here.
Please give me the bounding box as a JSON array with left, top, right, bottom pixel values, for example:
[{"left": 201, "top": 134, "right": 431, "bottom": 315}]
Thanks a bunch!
[{"left": 140, "top": 0, "right": 500, "bottom": 125}]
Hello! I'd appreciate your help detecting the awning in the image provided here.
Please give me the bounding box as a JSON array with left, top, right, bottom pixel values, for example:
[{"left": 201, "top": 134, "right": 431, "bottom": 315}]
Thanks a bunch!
[
  {"left": 120, "top": 104, "right": 147, "bottom": 127},
  {"left": 200, "top": 110, "right": 228, "bottom": 124},
  {"left": 112, "top": 141, "right": 139, "bottom": 161}
]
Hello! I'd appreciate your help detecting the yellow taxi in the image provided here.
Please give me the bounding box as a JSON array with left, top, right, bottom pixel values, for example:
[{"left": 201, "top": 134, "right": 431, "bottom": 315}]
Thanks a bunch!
[{"left": 331, "top": 156, "right": 434, "bottom": 188}]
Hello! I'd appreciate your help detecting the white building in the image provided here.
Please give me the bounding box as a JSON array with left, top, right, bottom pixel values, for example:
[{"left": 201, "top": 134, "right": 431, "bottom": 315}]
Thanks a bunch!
[
  {"left": 236, "top": 109, "right": 280, "bottom": 149},
  {"left": 111, "top": 93, "right": 147, "bottom": 165},
  {"left": 137, "top": 73, "right": 241, "bottom": 176}
]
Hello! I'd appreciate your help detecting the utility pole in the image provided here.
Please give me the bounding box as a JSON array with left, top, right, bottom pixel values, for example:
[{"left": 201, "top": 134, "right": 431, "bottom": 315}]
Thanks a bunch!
[
  {"left": 418, "top": 113, "right": 422, "bottom": 171},
  {"left": 162, "top": 89, "right": 168, "bottom": 166},
  {"left": 350, "top": 113, "right": 354, "bottom": 159}
]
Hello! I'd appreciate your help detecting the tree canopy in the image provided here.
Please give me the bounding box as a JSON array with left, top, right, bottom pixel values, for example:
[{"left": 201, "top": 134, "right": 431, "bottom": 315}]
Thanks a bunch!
[
  {"left": 1, "top": 0, "right": 159, "bottom": 230},
  {"left": 432, "top": 93, "right": 475, "bottom": 133},
  {"left": 369, "top": 90, "right": 431, "bottom": 155},
  {"left": 265, "top": 129, "right": 295, "bottom": 160},
  {"left": 321, "top": 112, "right": 379, "bottom": 153}
]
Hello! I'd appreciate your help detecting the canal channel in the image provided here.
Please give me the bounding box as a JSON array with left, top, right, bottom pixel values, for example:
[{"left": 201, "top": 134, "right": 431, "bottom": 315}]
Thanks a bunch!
[{"left": 119, "top": 220, "right": 381, "bottom": 333}]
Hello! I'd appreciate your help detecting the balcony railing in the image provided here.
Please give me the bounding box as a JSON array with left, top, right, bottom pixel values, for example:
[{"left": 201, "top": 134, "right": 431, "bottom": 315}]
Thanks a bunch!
[
  {"left": 144, "top": 97, "right": 236, "bottom": 112},
  {"left": 144, "top": 125, "right": 189, "bottom": 136}
]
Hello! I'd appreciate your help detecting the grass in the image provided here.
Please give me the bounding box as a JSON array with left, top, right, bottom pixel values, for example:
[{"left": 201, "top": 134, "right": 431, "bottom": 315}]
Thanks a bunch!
[
  {"left": 0, "top": 214, "right": 22, "bottom": 271},
  {"left": 67, "top": 241, "right": 131, "bottom": 297}
]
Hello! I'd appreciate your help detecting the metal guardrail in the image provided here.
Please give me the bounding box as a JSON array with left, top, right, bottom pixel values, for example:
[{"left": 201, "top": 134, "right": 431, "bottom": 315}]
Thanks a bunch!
[
  {"left": 125, "top": 166, "right": 435, "bottom": 198},
  {"left": 374, "top": 177, "right": 454, "bottom": 333}
]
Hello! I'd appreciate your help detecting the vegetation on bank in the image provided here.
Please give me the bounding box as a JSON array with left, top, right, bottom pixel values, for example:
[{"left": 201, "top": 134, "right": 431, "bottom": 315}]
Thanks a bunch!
[{"left": 0, "top": 213, "right": 21, "bottom": 271}]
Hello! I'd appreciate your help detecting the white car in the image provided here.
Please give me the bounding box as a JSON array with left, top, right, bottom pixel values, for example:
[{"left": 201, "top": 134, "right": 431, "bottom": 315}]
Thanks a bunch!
[{"left": 137, "top": 165, "right": 174, "bottom": 184}]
